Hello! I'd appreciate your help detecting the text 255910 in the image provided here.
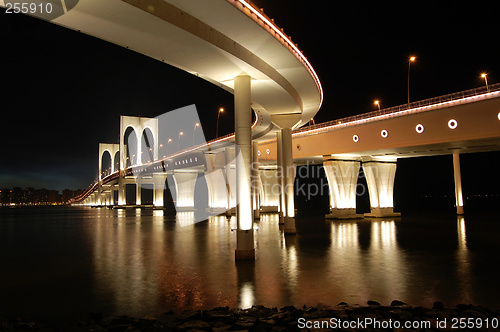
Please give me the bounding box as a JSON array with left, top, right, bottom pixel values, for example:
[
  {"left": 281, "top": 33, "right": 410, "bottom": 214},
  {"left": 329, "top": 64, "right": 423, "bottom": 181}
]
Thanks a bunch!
[{"left": 5, "top": 2, "right": 53, "bottom": 14}]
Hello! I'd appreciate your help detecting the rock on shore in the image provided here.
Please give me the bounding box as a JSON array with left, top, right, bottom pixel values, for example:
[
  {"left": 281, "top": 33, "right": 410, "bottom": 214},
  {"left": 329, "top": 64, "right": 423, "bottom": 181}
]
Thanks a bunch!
[{"left": 1, "top": 301, "right": 499, "bottom": 331}]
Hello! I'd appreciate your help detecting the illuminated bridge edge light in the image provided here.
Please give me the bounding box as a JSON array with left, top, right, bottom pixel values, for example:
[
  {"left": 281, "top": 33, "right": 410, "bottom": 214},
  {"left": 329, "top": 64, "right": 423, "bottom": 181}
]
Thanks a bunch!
[{"left": 227, "top": 0, "right": 323, "bottom": 106}]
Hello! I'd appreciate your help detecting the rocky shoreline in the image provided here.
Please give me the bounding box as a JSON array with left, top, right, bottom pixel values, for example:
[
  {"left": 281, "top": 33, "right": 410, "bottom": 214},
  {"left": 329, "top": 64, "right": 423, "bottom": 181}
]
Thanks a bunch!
[{"left": 2, "top": 301, "right": 500, "bottom": 331}]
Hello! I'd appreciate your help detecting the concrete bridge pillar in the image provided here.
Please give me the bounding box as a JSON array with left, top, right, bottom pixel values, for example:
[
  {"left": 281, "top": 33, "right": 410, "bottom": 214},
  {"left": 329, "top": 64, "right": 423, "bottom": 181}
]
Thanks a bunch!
[
  {"left": 90, "top": 192, "right": 97, "bottom": 206},
  {"left": 171, "top": 171, "right": 199, "bottom": 210},
  {"left": 97, "top": 183, "right": 103, "bottom": 205},
  {"left": 252, "top": 141, "right": 261, "bottom": 219},
  {"left": 362, "top": 159, "right": 401, "bottom": 217},
  {"left": 118, "top": 171, "right": 126, "bottom": 205},
  {"left": 234, "top": 74, "right": 254, "bottom": 260},
  {"left": 276, "top": 131, "right": 284, "bottom": 222},
  {"left": 117, "top": 176, "right": 138, "bottom": 206},
  {"left": 135, "top": 178, "right": 142, "bottom": 205},
  {"left": 272, "top": 114, "right": 302, "bottom": 234},
  {"left": 204, "top": 150, "right": 234, "bottom": 215},
  {"left": 102, "top": 190, "right": 112, "bottom": 206},
  {"left": 99, "top": 191, "right": 105, "bottom": 206},
  {"left": 108, "top": 191, "right": 113, "bottom": 206},
  {"left": 259, "top": 167, "right": 280, "bottom": 212},
  {"left": 323, "top": 157, "right": 362, "bottom": 219},
  {"left": 204, "top": 168, "right": 230, "bottom": 214},
  {"left": 453, "top": 153, "right": 465, "bottom": 215},
  {"left": 225, "top": 148, "right": 236, "bottom": 215},
  {"left": 153, "top": 174, "right": 167, "bottom": 207}
]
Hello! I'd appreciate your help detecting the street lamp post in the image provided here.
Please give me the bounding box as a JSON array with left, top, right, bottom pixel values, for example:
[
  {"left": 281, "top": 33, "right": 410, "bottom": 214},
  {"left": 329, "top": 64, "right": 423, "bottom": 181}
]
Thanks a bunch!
[
  {"left": 193, "top": 122, "right": 200, "bottom": 145},
  {"left": 216, "top": 108, "right": 224, "bottom": 138},
  {"left": 408, "top": 55, "right": 416, "bottom": 107},
  {"left": 177, "top": 132, "right": 183, "bottom": 151},
  {"left": 374, "top": 100, "right": 381, "bottom": 110},
  {"left": 481, "top": 73, "right": 490, "bottom": 93},
  {"left": 166, "top": 138, "right": 172, "bottom": 156}
]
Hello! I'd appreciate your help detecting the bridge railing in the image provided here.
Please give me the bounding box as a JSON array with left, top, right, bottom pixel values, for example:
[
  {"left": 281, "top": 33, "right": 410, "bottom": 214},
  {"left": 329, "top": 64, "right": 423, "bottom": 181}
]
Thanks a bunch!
[{"left": 294, "top": 82, "right": 500, "bottom": 135}]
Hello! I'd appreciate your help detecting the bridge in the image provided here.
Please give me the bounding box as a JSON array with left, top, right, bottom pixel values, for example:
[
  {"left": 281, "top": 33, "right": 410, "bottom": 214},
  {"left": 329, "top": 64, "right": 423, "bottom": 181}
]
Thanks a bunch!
[
  {"left": 6, "top": 0, "right": 499, "bottom": 260},
  {"left": 76, "top": 83, "right": 500, "bottom": 223}
]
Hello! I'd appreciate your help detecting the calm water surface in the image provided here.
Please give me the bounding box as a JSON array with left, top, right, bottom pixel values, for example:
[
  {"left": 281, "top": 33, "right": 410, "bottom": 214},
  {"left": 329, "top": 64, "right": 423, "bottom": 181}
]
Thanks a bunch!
[{"left": 1, "top": 206, "right": 500, "bottom": 320}]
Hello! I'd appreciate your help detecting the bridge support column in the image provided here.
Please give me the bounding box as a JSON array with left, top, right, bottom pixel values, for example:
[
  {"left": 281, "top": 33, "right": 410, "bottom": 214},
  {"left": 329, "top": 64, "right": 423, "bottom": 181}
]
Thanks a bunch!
[
  {"left": 234, "top": 74, "right": 254, "bottom": 260},
  {"left": 252, "top": 141, "right": 261, "bottom": 219},
  {"left": 204, "top": 168, "right": 230, "bottom": 214},
  {"left": 276, "top": 131, "right": 284, "bottom": 223},
  {"left": 272, "top": 114, "right": 301, "bottom": 234},
  {"left": 106, "top": 190, "right": 113, "bottom": 206},
  {"left": 96, "top": 184, "right": 103, "bottom": 206},
  {"left": 135, "top": 178, "right": 142, "bottom": 205},
  {"left": 90, "top": 193, "right": 97, "bottom": 206},
  {"left": 259, "top": 167, "right": 280, "bottom": 212},
  {"left": 225, "top": 148, "right": 236, "bottom": 216},
  {"left": 453, "top": 153, "right": 465, "bottom": 215},
  {"left": 362, "top": 159, "right": 401, "bottom": 218},
  {"left": 282, "top": 127, "right": 295, "bottom": 234},
  {"left": 103, "top": 190, "right": 112, "bottom": 206},
  {"left": 171, "top": 171, "right": 198, "bottom": 211},
  {"left": 118, "top": 171, "right": 126, "bottom": 205},
  {"left": 153, "top": 174, "right": 167, "bottom": 207},
  {"left": 99, "top": 191, "right": 105, "bottom": 206},
  {"left": 323, "top": 157, "right": 362, "bottom": 219}
]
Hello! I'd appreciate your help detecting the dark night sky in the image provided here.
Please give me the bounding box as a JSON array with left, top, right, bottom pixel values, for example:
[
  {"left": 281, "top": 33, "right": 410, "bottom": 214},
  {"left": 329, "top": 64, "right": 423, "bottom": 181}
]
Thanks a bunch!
[{"left": 1, "top": 1, "right": 499, "bottom": 192}]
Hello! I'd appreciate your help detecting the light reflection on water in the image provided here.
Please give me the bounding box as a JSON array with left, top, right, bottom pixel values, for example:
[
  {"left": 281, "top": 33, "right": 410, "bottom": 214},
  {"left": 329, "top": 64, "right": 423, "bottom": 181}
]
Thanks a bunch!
[
  {"left": 1, "top": 207, "right": 499, "bottom": 320},
  {"left": 456, "top": 216, "right": 472, "bottom": 304}
]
